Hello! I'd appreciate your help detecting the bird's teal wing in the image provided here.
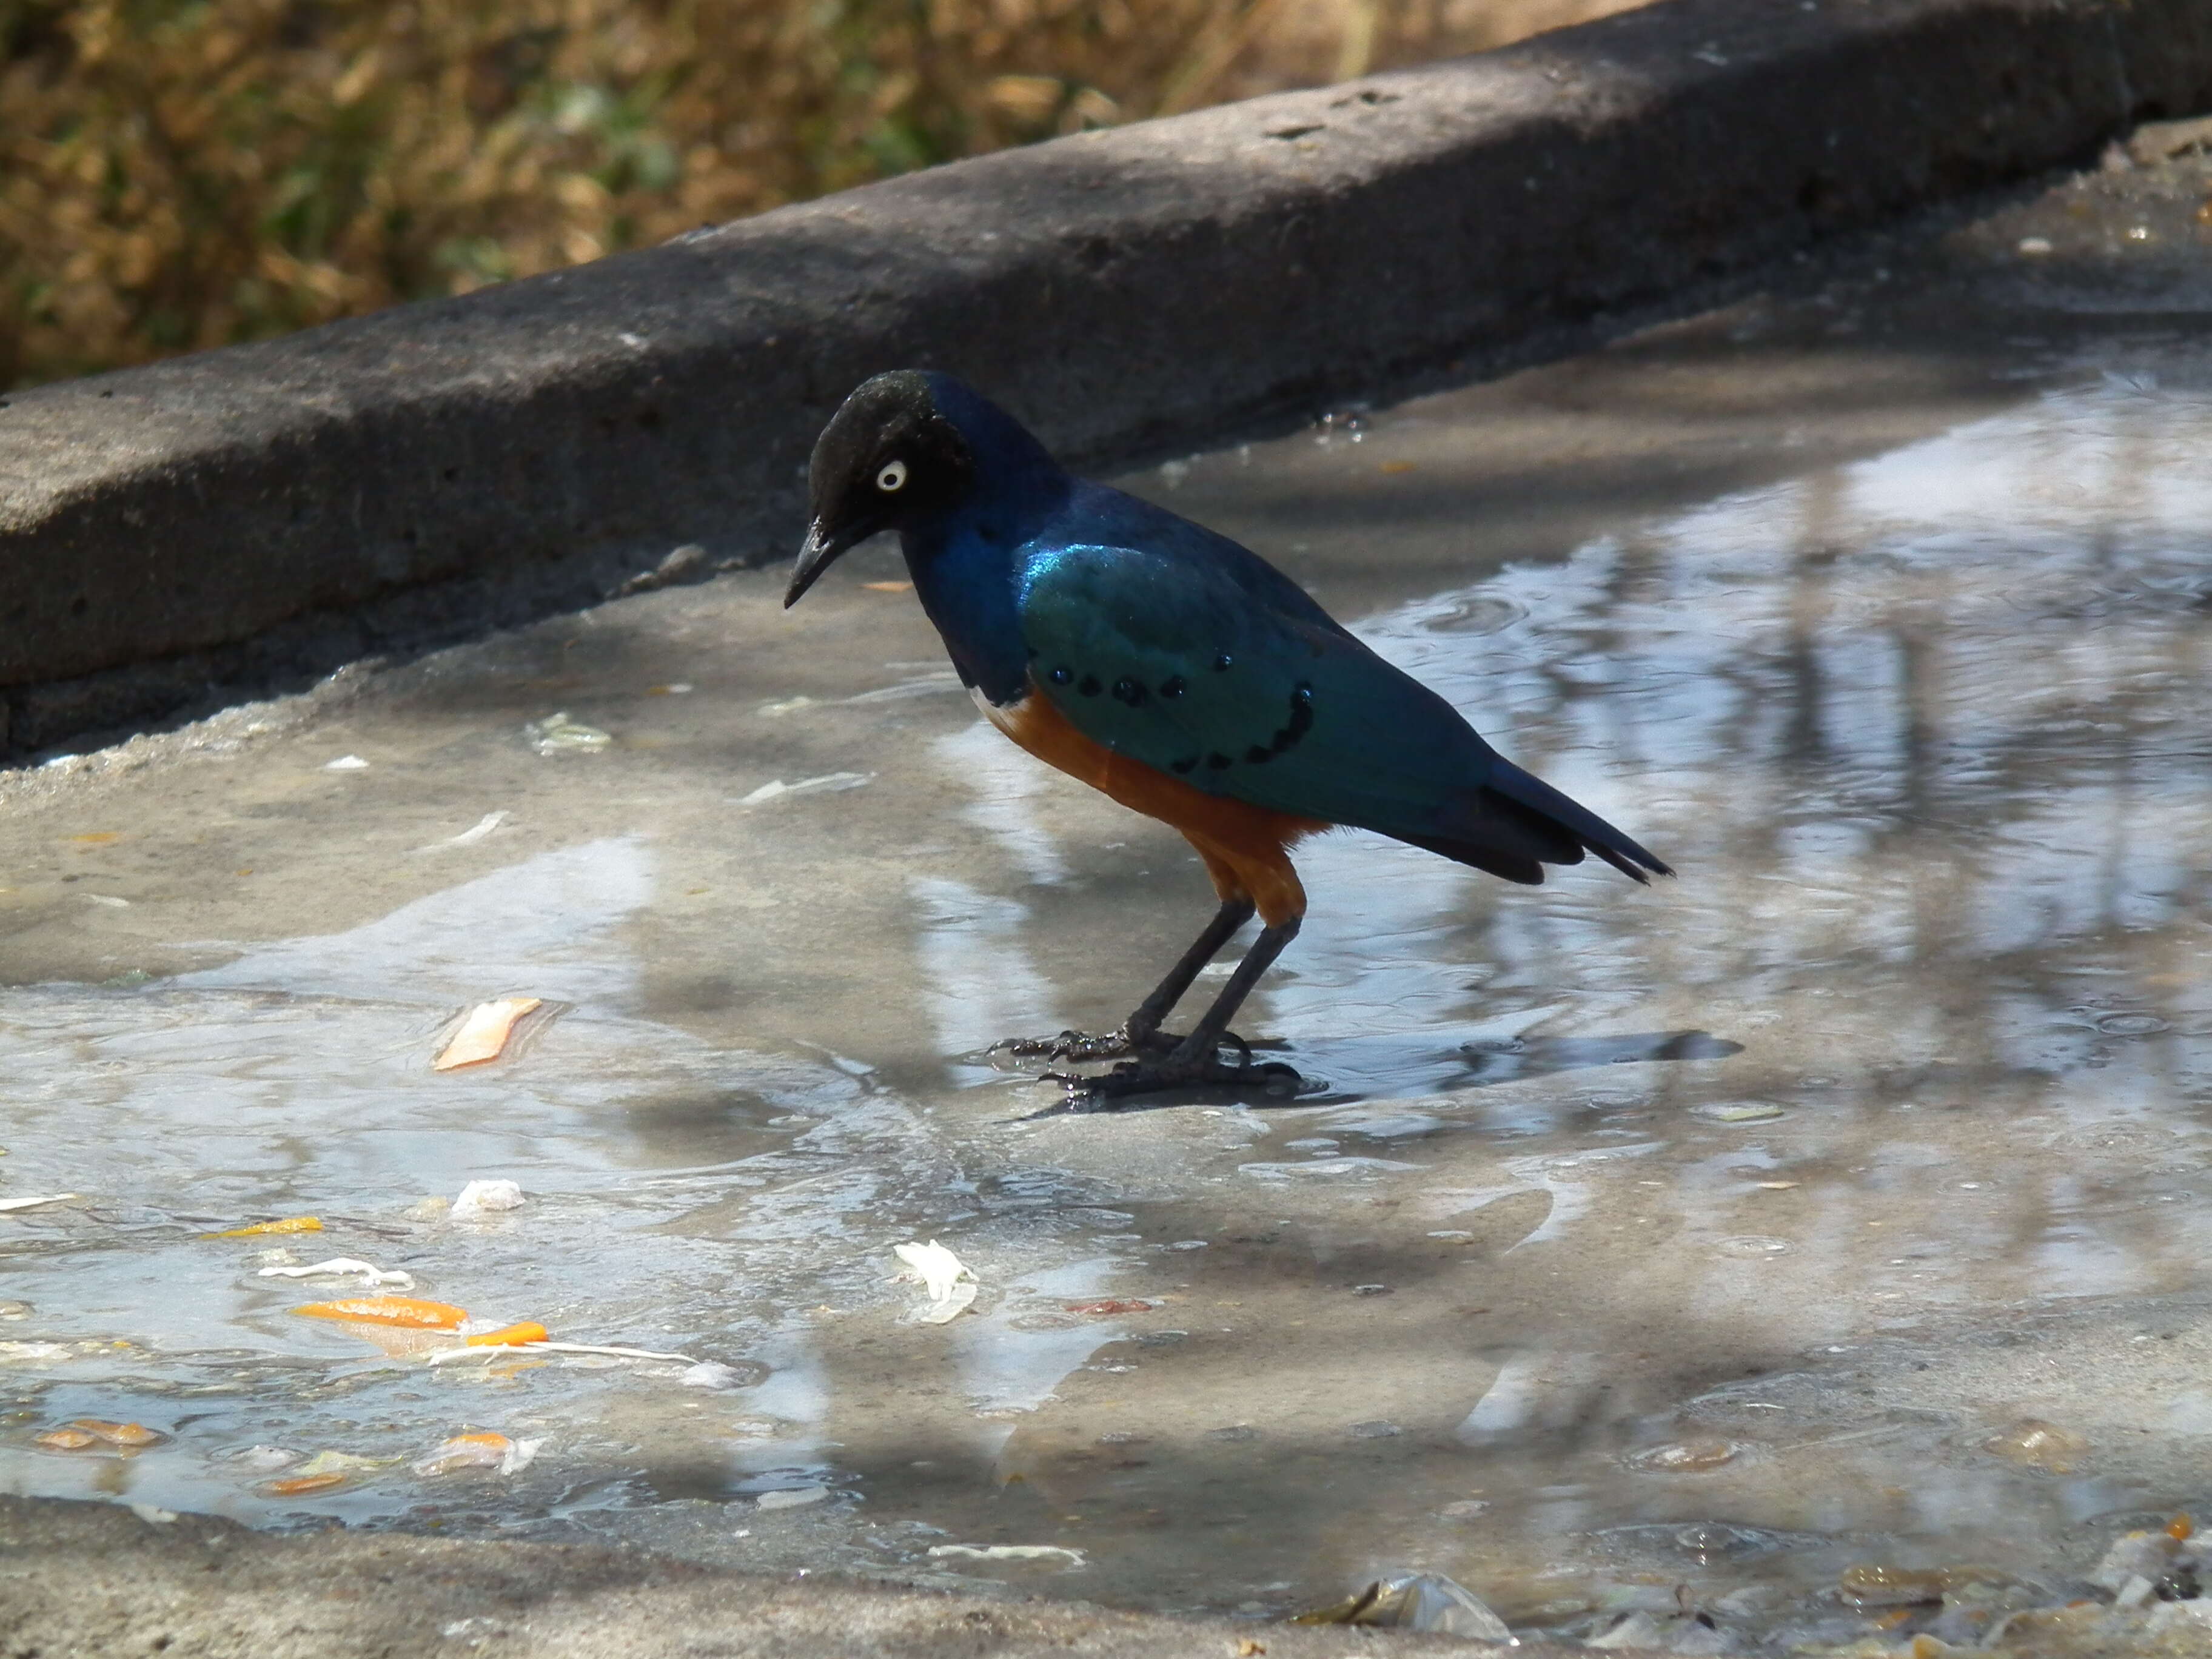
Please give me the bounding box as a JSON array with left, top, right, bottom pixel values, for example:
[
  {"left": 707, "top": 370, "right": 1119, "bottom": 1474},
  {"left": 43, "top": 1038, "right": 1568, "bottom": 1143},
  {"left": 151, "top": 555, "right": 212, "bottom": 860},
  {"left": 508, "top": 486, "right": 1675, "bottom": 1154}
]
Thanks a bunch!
[{"left": 1013, "top": 541, "right": 1664, "bottom": 884}]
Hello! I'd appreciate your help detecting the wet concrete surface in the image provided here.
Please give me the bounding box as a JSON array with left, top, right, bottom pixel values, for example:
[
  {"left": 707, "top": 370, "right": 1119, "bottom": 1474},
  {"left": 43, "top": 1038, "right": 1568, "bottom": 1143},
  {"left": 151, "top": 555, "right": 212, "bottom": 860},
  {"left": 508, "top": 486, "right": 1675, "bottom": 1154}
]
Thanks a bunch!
[{"left": 7, "top": 142, "right": 2212, "bottom": 1653}]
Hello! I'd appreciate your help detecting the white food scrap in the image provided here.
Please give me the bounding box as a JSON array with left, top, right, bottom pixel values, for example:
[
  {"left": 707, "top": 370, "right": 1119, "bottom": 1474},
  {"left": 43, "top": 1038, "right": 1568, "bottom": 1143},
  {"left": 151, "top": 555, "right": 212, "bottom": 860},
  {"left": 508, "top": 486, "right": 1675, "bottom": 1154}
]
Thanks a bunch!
[
  {"left": 256, "top": 1258, "right": 415, "bottom": 1289},
  {"left": 449, "top": 1178, "right": 526, "bottom": 1218},
  {"left": 893, "top": 1239, "right": 977, "bottom": 1324}
]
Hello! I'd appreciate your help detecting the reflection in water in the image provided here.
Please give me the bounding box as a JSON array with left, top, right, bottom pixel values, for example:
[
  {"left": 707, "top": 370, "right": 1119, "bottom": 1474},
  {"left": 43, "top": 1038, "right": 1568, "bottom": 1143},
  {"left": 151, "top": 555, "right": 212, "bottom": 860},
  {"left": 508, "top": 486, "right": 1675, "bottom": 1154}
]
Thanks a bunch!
[{"left": 6, "top": 347, "right": 2212, "bottom": 1649}]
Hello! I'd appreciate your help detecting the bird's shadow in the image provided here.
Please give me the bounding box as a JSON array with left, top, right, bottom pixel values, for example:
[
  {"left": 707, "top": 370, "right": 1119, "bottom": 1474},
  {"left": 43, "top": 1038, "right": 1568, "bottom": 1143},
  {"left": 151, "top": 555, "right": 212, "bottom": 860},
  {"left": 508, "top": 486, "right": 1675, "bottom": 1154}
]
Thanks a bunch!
[{"left": 1004, "top": 1028, "right": 1743, "bottom": 1119}]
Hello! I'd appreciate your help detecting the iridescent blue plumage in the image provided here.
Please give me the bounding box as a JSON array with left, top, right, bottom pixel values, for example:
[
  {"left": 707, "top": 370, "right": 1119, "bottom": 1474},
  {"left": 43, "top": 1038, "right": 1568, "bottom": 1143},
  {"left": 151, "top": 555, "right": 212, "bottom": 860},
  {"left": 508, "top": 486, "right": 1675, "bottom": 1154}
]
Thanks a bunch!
[
  {"left": 895, "top": 374, "right": 1667, "bottom": 888},
  {"left": 788, "top": 370, "right": 1668, "bottom": 1106}
]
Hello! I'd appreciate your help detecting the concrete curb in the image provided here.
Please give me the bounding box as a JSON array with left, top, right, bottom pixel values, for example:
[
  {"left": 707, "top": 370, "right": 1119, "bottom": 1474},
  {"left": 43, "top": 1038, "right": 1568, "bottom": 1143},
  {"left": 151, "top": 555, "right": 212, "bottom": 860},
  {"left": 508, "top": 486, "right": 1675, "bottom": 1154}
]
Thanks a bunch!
[
  {"left": 3, "top": 0, "right": 2210, "bottom": 758},
  {"left": 0, "top": 1495, "right": 1579, "bottom": 1658}
]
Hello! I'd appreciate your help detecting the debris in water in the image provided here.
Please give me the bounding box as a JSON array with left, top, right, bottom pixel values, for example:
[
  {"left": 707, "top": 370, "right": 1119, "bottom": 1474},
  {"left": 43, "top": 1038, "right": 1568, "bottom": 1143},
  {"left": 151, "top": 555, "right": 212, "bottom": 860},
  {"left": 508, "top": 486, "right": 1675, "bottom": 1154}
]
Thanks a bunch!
[
  {"left": 927, "top": 1543, "right": 1085, "bottom": 1566},
  {"left": 0, "top": 1193, "right": 81, "bottom": 1213},
  {"left": 417, "top": 811, "right": 510, "bottom": 853},
  {"left": 756, "top": 1485, "right": 830, "bottom": 1510},
  {"left": 211, "top": 1215, "right": 321, "bottom": 1237},
  {"left": 463, "top": 1321, "right": 549, "bottom": 1347},
  {"left": 1626, "top": 1438, "right": 1741, "bottom": 1473},
  {"left": 861, "top": 580, "right": 913, "bottom": 592},
  {"left": 740, "top": 771, "right": 873, "bottom": 806},
  {"left": 261, "top": 1449, "right": 403, "bottom": 1493},
  {"left": 1065, "top": 1299, "right": 1153, "bottom": 1315},
  {"left": 1983, "top": 1418, "right": 2088, "bottom": 1472},
  {"left": 0, "top": 1341, "right": 73, "bottom": 1362},
  {"left": 264, "top": 1472, "right": 347, "bottom": 1496},
  {"left": 2089, "top": 1529, "right": 2186, "bottom": 1592},
  {"left": 449, "top": 1178, "right": 526, "bottom": 1218},
  {"left": 1691, "top": 1101, "right": 1787, "bottom": 1124},
  {"left": 69, "top": 1420, "right": 164, "bottom": 1447},
  {"left": 894, "top": 1239, "right": 977, "bottom": 1323},
  {"left": 324, "top": 755, "right": 370, "bottom": 771},
  {"left": 426, "top": 1339, "right": 699, "bottom": 1367},
  {"left": 34, "top": 1427, "right": 99, "bottom": 1450},
  {"left": 1293, "top": 1572, "right": 1511, "bottom": 1639},
  {"left": 526, "top": 712, "right": 611, "bottom": 754},
  {"left": 293, "top": 1296, "right": 469, "bottom": 1330},
  {"left": 412, "top": 1432, "right": 540, "bottom": 1476},
  {"left": 679, "top": 1361, "right": 750, "bottom": 1389},
  {"left": 256, "top": 1258, "right": 414, "bottom": 1289},
  {"left": 434, "top": 1002, "right": 541, "bottom": 1071},
  {"left": 1839, "top": 1565, "right": 1959, "bottom": 1608}
]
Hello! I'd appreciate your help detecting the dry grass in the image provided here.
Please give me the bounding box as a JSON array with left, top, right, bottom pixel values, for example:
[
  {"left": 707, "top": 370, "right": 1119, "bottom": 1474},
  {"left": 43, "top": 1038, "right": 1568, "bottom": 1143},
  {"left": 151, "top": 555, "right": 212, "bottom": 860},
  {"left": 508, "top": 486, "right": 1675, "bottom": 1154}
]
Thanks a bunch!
[{"left": 0, "top": 0, "right": 1643, "bottom": 388}]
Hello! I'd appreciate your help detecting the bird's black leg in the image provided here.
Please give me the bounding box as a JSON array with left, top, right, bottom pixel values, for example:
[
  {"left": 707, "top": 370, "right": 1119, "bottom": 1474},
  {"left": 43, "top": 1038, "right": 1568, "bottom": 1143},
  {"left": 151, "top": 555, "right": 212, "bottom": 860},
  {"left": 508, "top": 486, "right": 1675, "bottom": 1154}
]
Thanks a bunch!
[
  {"left": 1125, "top": 896, "right": 1257, "bottom": 1050},
  {"left": 1056, "top": 917, "right": 1305, "bottom": 1108},
  {"left": 994, "top": 897, "right": 1255, "bottom": 1062}
]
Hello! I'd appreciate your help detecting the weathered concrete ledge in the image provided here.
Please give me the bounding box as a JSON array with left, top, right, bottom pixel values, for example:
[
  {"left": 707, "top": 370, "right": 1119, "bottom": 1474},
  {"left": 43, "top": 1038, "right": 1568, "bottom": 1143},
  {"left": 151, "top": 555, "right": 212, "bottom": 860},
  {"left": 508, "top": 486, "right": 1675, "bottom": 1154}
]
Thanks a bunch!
[
  {"left": 0, "top": 1495, "right": 1572, "bottom": 1658},
  {"left": 3, "top": 0, "right": 2210, "bottom": 759}
]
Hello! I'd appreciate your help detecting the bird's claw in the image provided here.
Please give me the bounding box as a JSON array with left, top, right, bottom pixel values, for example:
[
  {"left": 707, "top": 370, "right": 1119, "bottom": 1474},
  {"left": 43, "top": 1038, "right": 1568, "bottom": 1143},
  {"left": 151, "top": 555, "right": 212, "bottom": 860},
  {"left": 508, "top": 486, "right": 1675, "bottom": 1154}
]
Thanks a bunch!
[
  {"left": 1039, "top": 1039, "right": 1304, "bottom": 1112},
  {"left": 991, "top": 1025, "right": 1187, "bottom": 1063},
  {"left": 992, "top": 1026, "right": 1135, "bottom": 1062}
]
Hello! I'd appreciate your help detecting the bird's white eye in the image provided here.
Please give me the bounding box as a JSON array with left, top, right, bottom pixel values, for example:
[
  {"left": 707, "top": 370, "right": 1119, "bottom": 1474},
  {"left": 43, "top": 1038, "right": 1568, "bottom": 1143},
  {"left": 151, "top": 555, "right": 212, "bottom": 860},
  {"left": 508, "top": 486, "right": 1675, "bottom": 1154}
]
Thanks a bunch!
[{"left": 876, "top": 459, "right": 908, "bottom": 492}]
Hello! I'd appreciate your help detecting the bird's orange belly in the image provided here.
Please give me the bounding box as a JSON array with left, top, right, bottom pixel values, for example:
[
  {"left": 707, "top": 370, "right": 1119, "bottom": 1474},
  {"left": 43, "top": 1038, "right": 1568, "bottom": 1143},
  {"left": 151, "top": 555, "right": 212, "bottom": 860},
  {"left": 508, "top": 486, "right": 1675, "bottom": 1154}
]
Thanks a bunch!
[{"left": 978, "top": 686, "right": 1327, "bottom": 926}]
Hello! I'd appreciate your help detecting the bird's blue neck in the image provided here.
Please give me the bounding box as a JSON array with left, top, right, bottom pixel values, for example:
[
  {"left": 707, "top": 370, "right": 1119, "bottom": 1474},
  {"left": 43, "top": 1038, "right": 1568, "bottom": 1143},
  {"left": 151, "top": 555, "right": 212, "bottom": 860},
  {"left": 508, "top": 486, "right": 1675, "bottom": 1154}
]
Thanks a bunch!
[
  {"left": 902, "top": 501, "right": 1042, "bottom": 706},
  {"left": 901, "top": 378, "right": 1069, "bottom": 705}
]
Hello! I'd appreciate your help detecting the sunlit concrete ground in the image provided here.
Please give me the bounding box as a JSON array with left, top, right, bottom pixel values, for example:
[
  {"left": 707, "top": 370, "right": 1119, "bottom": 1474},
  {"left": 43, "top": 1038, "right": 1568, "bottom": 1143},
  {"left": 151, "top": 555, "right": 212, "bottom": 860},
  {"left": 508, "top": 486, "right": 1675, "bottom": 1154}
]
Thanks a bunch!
[{"left": 4, "top": 140, "right": 2212, "bottom": 1651}]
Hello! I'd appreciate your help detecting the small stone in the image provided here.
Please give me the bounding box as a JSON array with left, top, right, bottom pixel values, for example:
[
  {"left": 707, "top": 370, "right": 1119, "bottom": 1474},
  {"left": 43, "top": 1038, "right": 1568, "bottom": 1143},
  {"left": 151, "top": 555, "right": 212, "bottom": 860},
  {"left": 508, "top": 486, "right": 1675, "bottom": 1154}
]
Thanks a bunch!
[
  {"left": 756, "top": 1484, "right": 828, "bottom": 1510},
  {"left": 1346, "top": 1419, "right": 1403, "bottom": 1439},
  {"left": 1438, "top": 1499, "right": 1490, "bottom": 1520}
]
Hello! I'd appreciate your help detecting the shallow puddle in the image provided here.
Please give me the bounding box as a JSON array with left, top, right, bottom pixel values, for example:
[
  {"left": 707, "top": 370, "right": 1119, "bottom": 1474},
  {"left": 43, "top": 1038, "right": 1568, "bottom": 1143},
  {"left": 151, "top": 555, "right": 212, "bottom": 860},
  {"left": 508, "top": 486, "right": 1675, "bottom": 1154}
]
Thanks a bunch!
[{"left": 4, "top": 169, "right": 2212, "bottom": 1651}]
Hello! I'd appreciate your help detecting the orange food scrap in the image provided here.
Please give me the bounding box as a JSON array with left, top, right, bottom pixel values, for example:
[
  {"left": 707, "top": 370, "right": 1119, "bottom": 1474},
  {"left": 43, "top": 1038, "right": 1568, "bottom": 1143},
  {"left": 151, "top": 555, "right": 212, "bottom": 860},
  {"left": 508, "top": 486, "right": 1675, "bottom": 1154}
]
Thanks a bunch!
[
  {"left": 213, "top": 1215, "right": 323, "bottom": 1238},
  {"left": 1238, "top": 1643, "right": 1268, "bottom": 1657},
  {"left": 1378, "top": 460, "right": 1416, "bottom": 475},
  {"left": 432, "top": 998, "right": 542, "bottom": 1071},
  {"left": 860, "top": 580, "right": 913, "bottom": 592},
  {"left": 2170, "top": 1513, "right": 2194, "bottom": 1540},
  {"left": 264, "top": 1472, "right": 348, "bottom": 1496},
  {"left": 1065, "top": 1299, "right": 1153, "bottom": 1315},
  {"left": 464, "top": 1322, "right": 548, "bottom": 1347},
  {"left": 71, "top": 1420, "right": 163, "bottom": 1447},
  {"left": 68, "top": 832, "right": 123, "bottom": 844},
  {"left": 293, "top": 1296, "right": 469, "bottom": 1330},
  {"left": 35, "top": 1427, "right": 98, "bottom": 1450}
]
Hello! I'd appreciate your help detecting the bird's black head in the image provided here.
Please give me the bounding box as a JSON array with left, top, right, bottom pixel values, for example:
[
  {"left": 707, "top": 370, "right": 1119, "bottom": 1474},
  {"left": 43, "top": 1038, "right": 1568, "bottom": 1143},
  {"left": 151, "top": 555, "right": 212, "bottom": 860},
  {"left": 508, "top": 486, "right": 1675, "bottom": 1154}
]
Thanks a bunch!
[{"left": 785, "top": 370, "right": 977, "bottom": 608}]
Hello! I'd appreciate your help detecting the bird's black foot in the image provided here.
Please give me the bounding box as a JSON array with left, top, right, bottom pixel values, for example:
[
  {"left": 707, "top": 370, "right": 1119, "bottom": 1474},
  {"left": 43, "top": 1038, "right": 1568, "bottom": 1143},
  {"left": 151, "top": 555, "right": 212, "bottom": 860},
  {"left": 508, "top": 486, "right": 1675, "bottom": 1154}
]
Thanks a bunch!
[
  {"left": 990, "top": 1024, "right": 1181, "bottom": 1064},
  {"left": 1041, "top": 1037, "right": 1304, "bottom": 1112}
]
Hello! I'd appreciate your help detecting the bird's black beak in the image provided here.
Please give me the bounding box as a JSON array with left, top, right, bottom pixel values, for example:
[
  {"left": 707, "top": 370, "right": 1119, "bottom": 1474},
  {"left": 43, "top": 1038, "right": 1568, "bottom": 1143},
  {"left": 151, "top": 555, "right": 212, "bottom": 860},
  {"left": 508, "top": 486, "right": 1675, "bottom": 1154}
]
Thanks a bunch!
[{"left": 783, "top": 514, "right": 877, "bottom": 609}]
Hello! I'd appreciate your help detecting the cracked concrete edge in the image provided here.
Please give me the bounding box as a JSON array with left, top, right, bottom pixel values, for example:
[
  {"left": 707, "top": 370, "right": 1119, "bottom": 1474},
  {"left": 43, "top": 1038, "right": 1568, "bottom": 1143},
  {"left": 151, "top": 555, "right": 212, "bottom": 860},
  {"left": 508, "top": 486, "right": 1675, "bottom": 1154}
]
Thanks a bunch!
[
  {"left": 0, "top": 1495, "right": 1575, "bottom": 1659},
  {"left": 2, "top": 0, "right": 2208, "bottom": 760}
]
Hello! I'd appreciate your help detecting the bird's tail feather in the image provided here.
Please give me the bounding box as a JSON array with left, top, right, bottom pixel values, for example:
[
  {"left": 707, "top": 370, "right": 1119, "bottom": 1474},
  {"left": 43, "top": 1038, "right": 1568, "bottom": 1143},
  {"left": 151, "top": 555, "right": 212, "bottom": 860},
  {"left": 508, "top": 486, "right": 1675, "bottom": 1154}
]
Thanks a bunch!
[{"left": 1397, "top": 759, "right": 1671, "bottom": 886}]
